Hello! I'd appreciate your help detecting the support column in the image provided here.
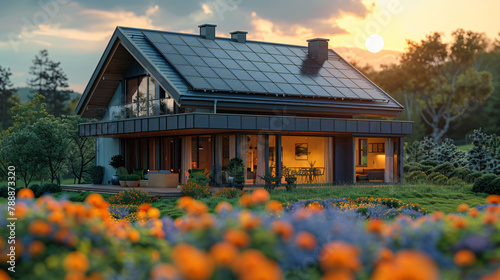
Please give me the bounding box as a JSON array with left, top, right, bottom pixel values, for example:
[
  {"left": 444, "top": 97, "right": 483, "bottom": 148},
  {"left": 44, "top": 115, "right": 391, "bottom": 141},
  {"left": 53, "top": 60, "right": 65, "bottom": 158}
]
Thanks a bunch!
[
  {"left": 324, "top": 137, "right": 333, "bottom": 183},
  {"left": 257, "top": 135, "right": 265, "bottom": 185},
  {"left": 334, "top": 136, "right": 354, "bottom": 184},
  {"left": 215, "top": 135, "right": 223, "bottom": 186},
  {"left": 239, "top": 134, "right": 247, "bottom": 182},
  {"left": 276, "top": 135, "right": 282, "bottom": 183},
  {"left": 181, "top": 136, "right": 192, "bottom": 184},
  {"left": 229, "top": 135, "right": 236, "bottom": 160},
  {"left": 398, "top": 137, "right": 404, "bottom": 183},
  {"left": 385, "top": 138, "right": 395, "bottom": 183}
]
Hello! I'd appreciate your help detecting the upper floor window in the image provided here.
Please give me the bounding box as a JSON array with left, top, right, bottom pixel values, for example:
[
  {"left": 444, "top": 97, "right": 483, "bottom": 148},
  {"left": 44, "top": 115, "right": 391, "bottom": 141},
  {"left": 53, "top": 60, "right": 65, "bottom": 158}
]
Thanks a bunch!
[{"left": 123, "top": 75, "right": 174, "bottom": 117}]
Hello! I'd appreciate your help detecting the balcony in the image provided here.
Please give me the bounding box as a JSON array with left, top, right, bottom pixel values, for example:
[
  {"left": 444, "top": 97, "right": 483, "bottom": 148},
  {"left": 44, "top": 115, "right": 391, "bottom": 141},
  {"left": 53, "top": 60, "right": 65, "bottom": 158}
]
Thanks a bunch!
[{"left": 100, "top": 98, "right": 175, "bottom": 121}]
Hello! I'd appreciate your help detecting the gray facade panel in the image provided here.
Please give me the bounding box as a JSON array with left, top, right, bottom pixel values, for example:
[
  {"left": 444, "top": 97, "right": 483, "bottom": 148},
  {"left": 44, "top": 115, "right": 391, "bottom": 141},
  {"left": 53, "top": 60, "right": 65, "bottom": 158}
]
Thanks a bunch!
[
  {"left": 118, "top": 122, "right": 124, "bottom": 134},
  {"left": 178, "top": 115, "right": 186, "bottom": 129},
  {"left": 369, "top": 122, "right": 380, "bottom": 134},
  {"left": 85, "top": 125, "right": 90, "bottom": 136},
  {"left": 96, "top": 123, "right": 102, "bottom": 135},
  {"left": 167, "top": 116, "right": 177, "bottom": 130},
  {"left": 282, "top": 117, "right": 295, "bottom": 131},
  {"left": 149, "top": 118, "right": 159, "bottom": 131},
  {"left": 194, "top": 115, "right": 209, "bottom": 128},
  {"left": 102, "top": 123, "right": 108, "bottom": 134},
  {"left": 358, "top": 121, "right": 369, "bottom": 133},
  {"left": 134, "top": 119, "right": 141, "bottom": 132},
  {"left": 381, "top": 122, "right": 391, "bottom": 134},
  {"left": 391, "top": 122, "right": 402, "bottom": 134},
  {"left": 210, "top": 115, "right": 228, "bottom": 129},
  {"left": 90, "top": 124, "right": 96, "bottom": 135},
  {"left": 402, "top": 123, "right": 412, "bottom": 134},
  {"left": 295, "top": 118, "right": 308, "bottom": 131},
  {"left": 320, "top": 119, "right": 334, "bottom": 132},
  {"left": 141, "top": 119, "right": 148, "bottom": 132},
  {"left": 186, "top": 114, "right": 194, "bottom": 128},
  {"left": 228, "top": 116, "right": 242, "bottom": 129},
  {"left": 346, "top": 120, "right": 357, "bottom": 132},
  {"left": 241, "top": 116, "right": 257, "bottom": 130},
  {"left": 335, "top": 120, "right": 346, "bottom": 132},
  {"left": 269, "top": 117, "right": 283, "bottom": 130},
  {"left": 108, "top": 122, "right": 117, "bottom": 134},
  {"left": 159, "top": 117, "right": 167, "bottom": 130},
  {"left": 79, "top": 125, "right": 84, "bottom": 137},
  {"left": 309, "top": 119, "right": 321, "bottom": 131},
  {"left": 124, "top": 121, "right": 134, "bottom": 133},
  {"left": 256, "top": 117, "right": 270, "bottom": 130}
]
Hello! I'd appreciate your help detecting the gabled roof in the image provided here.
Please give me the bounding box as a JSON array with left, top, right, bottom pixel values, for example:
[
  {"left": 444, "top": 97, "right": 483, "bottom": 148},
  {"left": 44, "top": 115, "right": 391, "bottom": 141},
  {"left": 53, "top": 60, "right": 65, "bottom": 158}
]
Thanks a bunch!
[{"left": 76, "top": 26, "right": 404, "bottom": 118}]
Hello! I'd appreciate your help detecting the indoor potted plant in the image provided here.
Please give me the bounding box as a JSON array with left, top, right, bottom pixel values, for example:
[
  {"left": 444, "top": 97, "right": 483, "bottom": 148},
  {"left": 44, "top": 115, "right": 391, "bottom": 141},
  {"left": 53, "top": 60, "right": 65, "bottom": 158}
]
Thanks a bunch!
[
  {"left": 109, "top": 155, "right": 125, "bottom": 185},
  {"left": 89, "top": 165, "right": 104, "bottom": 185},
  {"left": 119, "top": 174, "right": 141, "bottom": 188},
  {"left": 225, "top": 157, "right": 244, "bottom": 188}
]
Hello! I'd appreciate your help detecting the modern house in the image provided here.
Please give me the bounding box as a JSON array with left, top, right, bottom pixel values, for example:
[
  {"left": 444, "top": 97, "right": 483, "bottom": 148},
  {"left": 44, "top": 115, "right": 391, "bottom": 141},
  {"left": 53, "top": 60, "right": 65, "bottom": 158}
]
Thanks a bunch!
[{"left": 75, "top": 24, "right": 412, "bottom": 186}]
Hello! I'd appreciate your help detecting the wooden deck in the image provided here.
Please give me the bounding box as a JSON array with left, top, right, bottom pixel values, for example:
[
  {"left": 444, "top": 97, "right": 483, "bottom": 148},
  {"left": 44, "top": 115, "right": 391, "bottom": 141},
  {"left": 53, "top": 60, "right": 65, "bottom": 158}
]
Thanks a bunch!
[{"left": 61, "top": 184, "right": 184, "bottom": 198}]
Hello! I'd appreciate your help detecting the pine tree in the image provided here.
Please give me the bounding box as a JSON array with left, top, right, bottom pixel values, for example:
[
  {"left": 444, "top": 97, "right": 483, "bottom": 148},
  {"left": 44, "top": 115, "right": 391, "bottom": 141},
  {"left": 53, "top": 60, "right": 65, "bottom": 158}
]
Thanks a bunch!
[
  {"left": 0, "top": 66, "right": 18, "bottom": 130},
  {"left": 27, "top": 50, "right": 70, "bottom": 117}
]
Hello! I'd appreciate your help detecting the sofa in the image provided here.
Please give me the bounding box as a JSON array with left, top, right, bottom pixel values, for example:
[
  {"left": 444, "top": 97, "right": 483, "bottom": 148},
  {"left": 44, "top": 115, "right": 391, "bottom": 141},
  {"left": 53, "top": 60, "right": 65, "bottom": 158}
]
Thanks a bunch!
[{"left": 148, "top": 170, "right": 179, "bottom": 188}]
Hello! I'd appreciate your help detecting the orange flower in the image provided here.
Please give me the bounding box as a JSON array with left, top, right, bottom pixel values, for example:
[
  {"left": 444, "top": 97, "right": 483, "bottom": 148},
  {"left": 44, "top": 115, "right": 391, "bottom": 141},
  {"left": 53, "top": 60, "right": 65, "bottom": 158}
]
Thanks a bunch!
[
  {"left": 271, "top": 220, "right": 294, "bottom": 242},
  {"left": 177, "top": 196, "right": 194, "bottom": 210},
  {"left": 185, "top": 200, "right": 208, "bottom": 216},
  {"left": 0, "top": 269, "right": 10, "bottom": 280},
  {"left": 306, "top": 201, "right": 324, "bottom": 212},
  {"left": 367, "top": 219, "right": 385, "bottom": 235},
  {"left": 251, "top": 189, "right": 270, "bottom": 204},
  {"left": 239, "top": 194, "right": 254, "bottom": 207},
  {"left": 468, "top": 208, "right": 480, "bottom": 217},
  {"left": 486, "top": 194, "right": 500, "bottom": 204},
  {"left": 295, "top": 231, "right": 317, "bottom": 252},
  {"left": 147, "top": 207, "right": 161, "bottom": 219},
  {"left": 47, "top": 210, "right": 65, "bottom": 224},
  {"left": 371, "top": 251, "right": 439, "bottom": 280},
  {"left": 480, "top": 268, "right": 500, "bottom": 280},
  {"left": 430, "top": 211, "right": 444, "bottom": 221},
  {"left": 172, "top": 243, "right": 214, "bottom": 280},
  {"left": 377, "top": 248, "right": 394, "bottom": 263},
  {"left": 85, "top": 193, "right": 108, "bottom": 209},
  {"left": 224, "top": 229, "right": 251, "bottom": 248},
  {"left": 452, "top": 217, "right": 467, "bottom": 229},
  {"left": 321, "top": 269, "right": 354, "bottom": 280},
  {"left": 138, "top": 203, "right": 153, "bottom": 211},
  {"left": 319, "top": 241, "right": 361, "bottom": 272},
  {"left": 13, "top": 202, "right": 28, "bottom": 219},
  {"left": 137, "top": 211, "right": 148, "bottom": 221},
  {"left": 28, "top": 220, "right": 52, "bottom": 236},
  {"left": 87, "top": 272, "right": 104, "bottom": 280},
  {"left": 232, "top": 249, "right": 282, "bottom": 280},
  {"left": 483, "top": 213, "right": 498, "bottom": 224},
  {"left": 63, "top": 252, "right": 89, "bottom": 272},
  {"left": 210, "top": 242, "right": 238, "bottom": 267},
  {"left": 215, "top": 202, "right": 232, "bottom": 213},
  {"left": 28, "top": 240, "right": 45, "bottom": 257},
  {"left": 150, "top": 227, "right": 165, "bottom": 239},
  {"left": 150, "top": 263, "right": 180, "bottom": 280},
  {"left": 151, "top": 250, "right": 161, "bottom": 263},
  {"left": 128, "top": 228, "right": 140, "bottom": 243},
  {"left": 17, "top": 188, "right": 34, "bottom": 199},
  {"left": 266, "top": 200, "right": 284, "bottom": 213},
  {"left": 457, "top": 204, "right": 469, "bottom": 213},
  {"left": 64, "top": 271, "right": 85, "bottom": 280},
  {"left": 239, "top": 210, "right": 261, "bottom": 230},
  {"left": 454, "top": 250, "right": 476, "bottom": 267}
]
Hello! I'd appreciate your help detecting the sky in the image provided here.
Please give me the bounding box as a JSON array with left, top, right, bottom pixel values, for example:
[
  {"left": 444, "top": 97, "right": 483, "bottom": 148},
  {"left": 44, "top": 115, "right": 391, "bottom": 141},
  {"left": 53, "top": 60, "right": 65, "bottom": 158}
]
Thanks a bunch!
[{"left": 0, "top": 0, "right": 499, "bottom": 93}]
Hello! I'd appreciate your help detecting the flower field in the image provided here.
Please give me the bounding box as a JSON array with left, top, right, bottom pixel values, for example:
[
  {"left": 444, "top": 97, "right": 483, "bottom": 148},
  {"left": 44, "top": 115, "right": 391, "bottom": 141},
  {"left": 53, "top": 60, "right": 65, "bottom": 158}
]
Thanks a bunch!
[{"left": 1, "top": 188, "right": 500, "bottom": 280}]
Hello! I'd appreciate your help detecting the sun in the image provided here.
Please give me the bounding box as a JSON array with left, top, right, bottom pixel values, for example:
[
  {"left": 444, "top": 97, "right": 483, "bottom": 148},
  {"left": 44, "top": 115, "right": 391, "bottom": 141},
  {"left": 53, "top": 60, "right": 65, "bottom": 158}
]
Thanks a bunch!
[{"left": 365, "top": 34, "right": 384, "bottom": 53}]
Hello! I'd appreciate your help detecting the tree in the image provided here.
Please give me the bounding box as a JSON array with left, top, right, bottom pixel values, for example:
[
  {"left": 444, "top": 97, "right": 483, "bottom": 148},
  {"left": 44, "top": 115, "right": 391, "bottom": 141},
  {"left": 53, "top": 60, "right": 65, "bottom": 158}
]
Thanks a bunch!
[
  {"left": 0, "top": 66, "right": 18, "bottom": 131},
  {"left": 3, "top": 94, "right": 53, "bottom": 137},
  {"left": 398, "top": 29, "right": 493, "bottom": 143},
  {"left": 27, "top": 50, "right": 71, "bottom": 117},
  {"left": 63, "top": 115, "right": 95, "bottom": 184},
  {"left": 31, "top": 118, "right": 71, "bottom": 184},
  {"left": 1, "top": 128, "right": 44, "bottom": 186},
  {"left": 468, "top": 129, "right": 500, "bottom": 174}
]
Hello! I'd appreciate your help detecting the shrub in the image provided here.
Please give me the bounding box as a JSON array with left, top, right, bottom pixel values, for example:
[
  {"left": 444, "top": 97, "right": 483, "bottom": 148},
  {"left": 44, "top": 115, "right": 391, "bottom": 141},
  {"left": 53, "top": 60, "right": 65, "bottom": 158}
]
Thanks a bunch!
[
  {"left": 489, "top": 177, "right": 500, "bottom": 194},
  {"left": 465, "top": 172, "right": 484, "bottom": 184},
  {"left": 406, "top": 171, "right": 427, "bottom": 184},
  {"left": 431, "top": 174, "right": 448, "bottom": 185},
  {"left": 89, "top": 165, "right": 104, "bottom": 179},
  {"left": 449, "top": 167, "right": 473, "bottom": 180},
  {"left": 427, "top": 172, "right": 442, "bottom": 182},
  {"left": 108, "top": 188, "right": 155, "bottom": 205},
  {"left": 181, "top": 182, "right": 211, "bottom": 198},
  {"left": 419, "top": 159, "right": 438, "bottom": 167},
  {"left": 29, "top": 183, "right": 61, "bottom": 198},
  {"left": 69, "top": 191, "right": 93, "bottom": 202},
  {"left": 472, "top": 174, "right": 499, "bottom": 194},
  {"left": 447, "top": 177, "right": 466, "bottom": 186},
  {"left": 430, "top": 163, "right": 455, "bottom": 177},
  {"left": 118, "top": 167, "right": 129, "bottom": 176},
  {"left": 468, "top": 129, "right": 500, "bottom": 174},
  {"left": 214, "top": 188, "right": 245, "bottom": 199},
  {"left": 0, "top": 186, "right": 21, "bottom": 198},
  {"left": 29, "top": 184, "right": 41, "bottom": 197},
  {"left": 109, "top": 155, "right": 125, "bottom": 174},
  {"left": 188, "top": 171, "right": 210, "bottom": 186},
  {"left": 119, "top": 174, "right": 141, "bottom": 181}
]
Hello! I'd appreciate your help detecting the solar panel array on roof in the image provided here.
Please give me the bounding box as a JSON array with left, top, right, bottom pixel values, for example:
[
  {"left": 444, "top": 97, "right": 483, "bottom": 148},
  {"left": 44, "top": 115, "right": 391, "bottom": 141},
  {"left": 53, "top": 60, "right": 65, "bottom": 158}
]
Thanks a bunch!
[{"left": 142, "top": 31, "right": 388, "bottom": 101}]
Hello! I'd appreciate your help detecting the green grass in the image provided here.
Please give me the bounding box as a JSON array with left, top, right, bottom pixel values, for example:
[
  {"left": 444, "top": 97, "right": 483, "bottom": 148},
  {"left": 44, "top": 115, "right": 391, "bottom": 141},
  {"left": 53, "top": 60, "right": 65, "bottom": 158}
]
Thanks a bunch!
[
  {"left": 0, "top": 178, "right": 77, "bottom": 188},
  {"left": 457, "top": 143, "right": 474, "bottom": 151},
  {"left": 150, "top": 183, "right": 489, "bottom": 218}
]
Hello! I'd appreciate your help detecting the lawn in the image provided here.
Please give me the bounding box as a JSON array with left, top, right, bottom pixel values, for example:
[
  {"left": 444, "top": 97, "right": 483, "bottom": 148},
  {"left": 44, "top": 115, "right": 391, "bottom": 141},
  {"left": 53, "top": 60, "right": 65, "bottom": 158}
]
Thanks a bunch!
[
  {"left": 457, "top": 143, "right": 474, "bottom": 151},
  {"left": 0, "top": 177, "right": 77, "bottom": 188},
  {"left": 151, "top": 183, "right": 487, "bottom": 219}
]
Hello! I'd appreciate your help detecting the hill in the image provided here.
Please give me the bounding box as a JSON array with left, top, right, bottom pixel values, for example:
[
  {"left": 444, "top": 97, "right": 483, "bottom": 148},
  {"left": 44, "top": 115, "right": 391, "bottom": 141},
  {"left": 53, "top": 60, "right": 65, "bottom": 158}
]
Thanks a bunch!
[{"left": 14, "top": 87, "right": 82, "bottom": 104}]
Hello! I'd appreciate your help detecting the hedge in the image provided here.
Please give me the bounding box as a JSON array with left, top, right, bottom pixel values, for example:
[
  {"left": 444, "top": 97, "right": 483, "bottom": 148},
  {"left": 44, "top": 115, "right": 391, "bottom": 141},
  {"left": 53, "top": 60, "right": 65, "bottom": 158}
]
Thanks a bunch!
[
  {"left": 406, "top": 171, "right": 427, "bottom": 184},
  {"left": 472, "top": 174, "right": 499, "bottom": 194},
  {"left": 465, "top": 172, "right": 484, "bottom": 184},
  {"left": 430, "top": 163, "right": 455, "bottom": 177},
  {"left": 449, "top": 167, "right": 473, "bottom": 181}
]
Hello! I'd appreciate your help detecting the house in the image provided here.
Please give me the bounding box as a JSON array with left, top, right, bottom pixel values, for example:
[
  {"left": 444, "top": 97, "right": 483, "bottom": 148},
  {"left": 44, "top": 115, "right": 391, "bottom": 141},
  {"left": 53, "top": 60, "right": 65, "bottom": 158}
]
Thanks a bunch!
[{"left": 75, "top": 24, "right": 412, "bottom": 186}]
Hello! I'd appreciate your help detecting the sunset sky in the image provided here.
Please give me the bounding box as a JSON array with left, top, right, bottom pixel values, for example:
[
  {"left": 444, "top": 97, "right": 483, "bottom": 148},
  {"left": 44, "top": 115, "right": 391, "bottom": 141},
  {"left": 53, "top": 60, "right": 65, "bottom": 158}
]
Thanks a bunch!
[{"left": 0, "top": 0, "right": 498, "bottom": 93}]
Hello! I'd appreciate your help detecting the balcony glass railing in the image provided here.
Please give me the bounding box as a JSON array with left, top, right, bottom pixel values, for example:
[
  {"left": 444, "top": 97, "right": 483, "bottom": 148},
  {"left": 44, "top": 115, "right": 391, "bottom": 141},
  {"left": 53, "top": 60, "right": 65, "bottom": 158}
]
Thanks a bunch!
[{"left": 102, "top": 98, "right": 175, "bottom": 121}]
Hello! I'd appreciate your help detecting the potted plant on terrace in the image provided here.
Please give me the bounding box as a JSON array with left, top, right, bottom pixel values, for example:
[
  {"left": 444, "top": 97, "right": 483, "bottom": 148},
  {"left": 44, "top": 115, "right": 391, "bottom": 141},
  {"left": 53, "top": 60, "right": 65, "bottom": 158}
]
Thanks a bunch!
[
  {"left": 109, "top": 155, "right": 125, "bottom": 185},
  {"left": 259, "top": 170, "right": 280, "bottom": 191},
  {"left": 89, "top": 166, "right": 104, "bottom": 185},
  {"left": 225, "top": 157, "right": 244, "bottom": 188},
  {"left": 233, "top": 166, "right": 245, "bottom": 190},
  {"left": 119, "top": 174, "right": 141, "bottom": 188},
  {"left": 284, "top": 168, "right": 297, "bottom": 192}
]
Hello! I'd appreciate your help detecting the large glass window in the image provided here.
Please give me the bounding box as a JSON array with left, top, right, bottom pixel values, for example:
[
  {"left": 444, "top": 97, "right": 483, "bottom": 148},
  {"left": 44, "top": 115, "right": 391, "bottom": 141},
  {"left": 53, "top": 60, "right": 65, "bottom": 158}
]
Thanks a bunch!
[
  {"left": 355, "top": 137, "right": 399, "bottom": 183},
  {"left": 124, "top": 75, "right": 174, "bottom": 118},
  {"left": 191, "top": 136, "right": 212, "bottom": 173}
]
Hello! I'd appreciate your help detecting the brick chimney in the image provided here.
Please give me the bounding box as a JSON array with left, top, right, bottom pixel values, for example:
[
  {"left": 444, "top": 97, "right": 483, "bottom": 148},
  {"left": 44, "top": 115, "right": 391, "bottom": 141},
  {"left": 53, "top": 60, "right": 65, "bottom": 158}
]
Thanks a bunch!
[
  {"left": 199, "top": 24, "right": 217, "bottom": 40},
  {"left": 307, "top": 38, "right": 329, "bottom": 62},
  {"left": 230, "top": 31, "right": 247, "bottom": 43}
]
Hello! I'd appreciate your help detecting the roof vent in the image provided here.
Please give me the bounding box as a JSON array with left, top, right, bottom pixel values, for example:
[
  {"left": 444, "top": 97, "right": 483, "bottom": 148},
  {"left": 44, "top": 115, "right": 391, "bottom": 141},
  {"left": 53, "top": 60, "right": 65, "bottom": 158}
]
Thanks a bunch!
[
  {"left": 307, "top": 38, "right": 329, "bottom": 62},
  {"left": 230, "top": 31, "right": 247, "bottom": 43},
  {"left": 199, "top": 24, "right": 217, "bottom": 40}
]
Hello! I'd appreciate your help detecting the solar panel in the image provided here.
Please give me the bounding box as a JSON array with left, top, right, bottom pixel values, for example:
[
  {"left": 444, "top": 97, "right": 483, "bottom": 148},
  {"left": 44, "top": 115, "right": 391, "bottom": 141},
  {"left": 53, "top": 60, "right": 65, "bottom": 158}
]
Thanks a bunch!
[{"left": 142, "top": 31, "right": 394, "bottom": 103}]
